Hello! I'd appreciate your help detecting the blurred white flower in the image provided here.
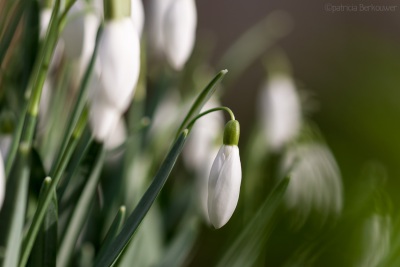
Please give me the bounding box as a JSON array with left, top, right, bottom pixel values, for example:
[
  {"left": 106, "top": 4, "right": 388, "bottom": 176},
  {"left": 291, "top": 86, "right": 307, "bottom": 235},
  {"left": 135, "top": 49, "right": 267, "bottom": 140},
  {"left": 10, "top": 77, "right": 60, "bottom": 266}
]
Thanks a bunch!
[
  {"left": 259, "top": 74, "right": 301, "bottom": 151},
  {"left": 357, "top": 214, "right": 391, "bottom": 267},
  {"left": 131, "top": 0, "right": 145, "bottom": 37},
  {"left": 148, "top": 0, "right": 173, "bottom": 56},
  {"left": 0, "top": 151, "right": 5, "bottom": 210},
  {"left": 148, "top": 0, "right": 197, "bottom": 69},
  {"left": 61, "top": 1, "right": 100, "bottom": 84},
  {"left": 0, "top": 136, "right": 11, "bottom": 162},
  {"left": 89, "top": 17, "right": 140, "bottom": 142},
  {"left": 208, "top": 144, "right": 242, "bottom": 229},
  {"left": 163, "top": 0, "right": 197, "bottom": 70},
  {"left": 280, "top": 143, "right": 343, "bottom": 223},
  {"left": 183, "top": 99, "right": 223, "bottom": 172},
  {"left": 39, "top": 8, "right": 52, "bottom": 39}
]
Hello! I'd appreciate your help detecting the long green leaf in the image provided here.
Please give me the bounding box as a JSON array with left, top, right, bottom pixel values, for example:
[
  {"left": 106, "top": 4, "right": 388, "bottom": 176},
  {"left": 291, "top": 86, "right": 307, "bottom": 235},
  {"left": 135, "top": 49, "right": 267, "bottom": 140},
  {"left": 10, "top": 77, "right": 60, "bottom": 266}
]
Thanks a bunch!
[
  {"left": 94, "top": 130, "right": 188, "bottom": 267},
  {"left": 216, "top": 177, "right": 290, "bottom": 267},
  {"left": 57, "top": 142, "right": 105, "bottom": 267},
  {"left": 175, "top": 70, "right": 228, "bottom": 138},
  {"left": 95, "top": 206, "right": 127, "bottom": 262},
  {"left": 0, "top": 143, "right": 31, "bottom": 267}
]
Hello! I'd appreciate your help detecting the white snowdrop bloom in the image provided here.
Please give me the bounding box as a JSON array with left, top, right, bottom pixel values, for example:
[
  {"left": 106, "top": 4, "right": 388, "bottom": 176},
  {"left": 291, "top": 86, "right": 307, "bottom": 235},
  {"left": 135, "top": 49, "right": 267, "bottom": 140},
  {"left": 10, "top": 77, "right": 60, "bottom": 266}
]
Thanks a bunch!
[
  {"left": 280, "top": 143, "right": 343, "bottom": 224},
  {"left": 97, "top": 18, "right": 140, "bottom": 111},
  {"left": 357, "top": 214, "right": 391, "bottom": 267},
  {"left": 208, "top": 120, "right": 242, "bottom": 229},
  {"left": 259, "top": 74, "right": 301, "bottom": 151},
  {"left": 0, "top": 151, "right": 5, "bottom": 210},
  {"left": 148, "top": 0, "right": 173, "bottom": 55},
  {"left": 183, "top": 98, "right": 223, "bottom": 172},
  {"left": 163, "top": 0, "right": 197, "bottom": 70},
  {"left": 131, "top": 0, "right": 145, "bottom": 37}
]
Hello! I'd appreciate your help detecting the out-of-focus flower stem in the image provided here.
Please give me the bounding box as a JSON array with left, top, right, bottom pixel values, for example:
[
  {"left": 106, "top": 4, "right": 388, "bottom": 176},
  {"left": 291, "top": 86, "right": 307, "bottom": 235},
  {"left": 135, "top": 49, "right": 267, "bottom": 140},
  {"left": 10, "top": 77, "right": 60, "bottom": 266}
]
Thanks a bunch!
[{"left": 186, "top": 107, "right": 235, "bottom": 131}]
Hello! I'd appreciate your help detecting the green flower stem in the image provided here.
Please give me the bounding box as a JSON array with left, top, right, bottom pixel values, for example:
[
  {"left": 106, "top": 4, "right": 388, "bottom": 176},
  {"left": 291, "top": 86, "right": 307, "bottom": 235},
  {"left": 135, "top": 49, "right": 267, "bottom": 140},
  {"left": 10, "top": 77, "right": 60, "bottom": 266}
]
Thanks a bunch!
[
  {"left": 186, "top": 107, "right": 235, "bottom": 131},
  {"left": 19, "top": 111, "right": 88, "bottom": 267},
  {"left": 175, "top": 69, "right": 228, "bottom": 139},
  {"left": 50, "top": 25, "right": 103, "bottom": 176}
]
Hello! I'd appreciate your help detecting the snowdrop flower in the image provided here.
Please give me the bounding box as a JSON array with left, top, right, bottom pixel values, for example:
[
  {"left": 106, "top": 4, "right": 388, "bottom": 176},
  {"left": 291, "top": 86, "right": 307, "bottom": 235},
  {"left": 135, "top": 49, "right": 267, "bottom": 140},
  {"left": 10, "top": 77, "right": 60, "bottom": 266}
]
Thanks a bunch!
[
  {"left": 280, "top": 143, "right": 343, "bottom": 225},
  {"left": 259, "top": 74, "right": 301, "bottom": 151},
  {"left": 0, "top": 151, "right": 5, "bottom": 210},
  {"left": 40, "top": 8, "right": 52, "bottom": 39},
  {"left": 183, "top": 99, "right": 223, "bottom": 223},
  {"left": 148, "top": 0, "right": 197, "bottom": 70},
  {"left": 208, "top": 120, "right": 242, "bottom": 229},
  {"left": 104, "top": 118, "right": 127, "bottom": 150},
  {"left": 89, "top": 0, "right": 140, "bottom": 142},
  {"left": 0, "top": 135, "right": 11, "bottom": 158},
  {"left": 163, "top": 0, "right": 197, "bottom": 70}
]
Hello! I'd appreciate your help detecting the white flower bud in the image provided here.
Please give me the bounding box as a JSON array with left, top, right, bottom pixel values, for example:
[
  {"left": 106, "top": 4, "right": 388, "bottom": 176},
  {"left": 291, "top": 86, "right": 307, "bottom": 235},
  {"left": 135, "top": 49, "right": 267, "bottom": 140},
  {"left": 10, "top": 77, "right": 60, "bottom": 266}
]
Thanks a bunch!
[
  {"left": 104, "top": 118, "right": 127, "bottom": 150},
  {"left": 259, "top": 74, "right": 301, "bottom": 151},
  {"left": 97, "top": 18, "right": 140, "bottom": 111},
  {"left": 163, "top": 0, "right": 197, "bottom": 70},
  {"left": 131, "top": 0, "right": 145, "bottom": 37},
  {"left": 0, "top": 151, "right": 5, "bottom": 210},
  {"left": 208, "top": 145, "right": 242, "bottom": 229}
]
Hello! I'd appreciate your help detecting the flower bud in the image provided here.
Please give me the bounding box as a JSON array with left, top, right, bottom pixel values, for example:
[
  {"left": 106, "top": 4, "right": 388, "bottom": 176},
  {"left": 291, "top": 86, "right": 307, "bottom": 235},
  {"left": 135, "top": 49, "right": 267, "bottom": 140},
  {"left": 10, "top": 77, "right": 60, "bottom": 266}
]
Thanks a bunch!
[
  {"left": 163, "top": 0, "right": 197, "bottom": 70},
  {"left": 208, "top": 144, "right": 242, "bottom": 229}
]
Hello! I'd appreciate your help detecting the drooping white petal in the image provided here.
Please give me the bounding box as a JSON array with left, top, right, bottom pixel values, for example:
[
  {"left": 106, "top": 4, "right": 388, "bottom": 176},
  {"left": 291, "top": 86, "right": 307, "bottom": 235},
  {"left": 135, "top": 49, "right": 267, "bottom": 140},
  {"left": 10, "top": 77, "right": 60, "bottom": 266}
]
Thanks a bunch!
[
  {"left": 163, "top": 0, "right": 197, "bottom": 70},
  {"left": 280, "top": 143, "right": 343, "bottom": 225},
  {"left": 98, "top": 18, "right": 140, "bottom": 111},
  {"left": 131, "top": 0, "right": 145, "bottom": 37},
  {"left": 259, "top": 74, "right": 301, "bottom": 151},
  {"left": 0, "top": 151, "right": 5, "bottom": 210},
  {"left": 148, "top": 0, "right": 173, "bottom": 56},
  {"left": 89, "top": 99, "right": 121, "bottom": 142},
  {"left": 208, "top": 145, "right": 242, "bottom": 229}
]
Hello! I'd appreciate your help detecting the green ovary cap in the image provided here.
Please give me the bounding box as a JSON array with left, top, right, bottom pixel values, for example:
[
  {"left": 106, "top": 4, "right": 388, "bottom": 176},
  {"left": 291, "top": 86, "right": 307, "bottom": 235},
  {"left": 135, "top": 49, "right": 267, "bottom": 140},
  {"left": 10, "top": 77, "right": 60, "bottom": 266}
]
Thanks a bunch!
[
  {"left": 104, "top": 0, "right": 131, "bottom": 21},
  {"left": 223, "top": 120, "right": 240, "bottom": 146}
]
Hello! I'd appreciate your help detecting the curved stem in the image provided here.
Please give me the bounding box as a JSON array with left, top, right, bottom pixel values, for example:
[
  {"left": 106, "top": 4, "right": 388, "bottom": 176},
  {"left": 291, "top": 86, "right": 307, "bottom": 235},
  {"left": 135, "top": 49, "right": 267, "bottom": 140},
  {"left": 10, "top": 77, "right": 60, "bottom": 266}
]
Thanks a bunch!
[{"left": 186, "top": 107, "right": 235, "bottom": 131}]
